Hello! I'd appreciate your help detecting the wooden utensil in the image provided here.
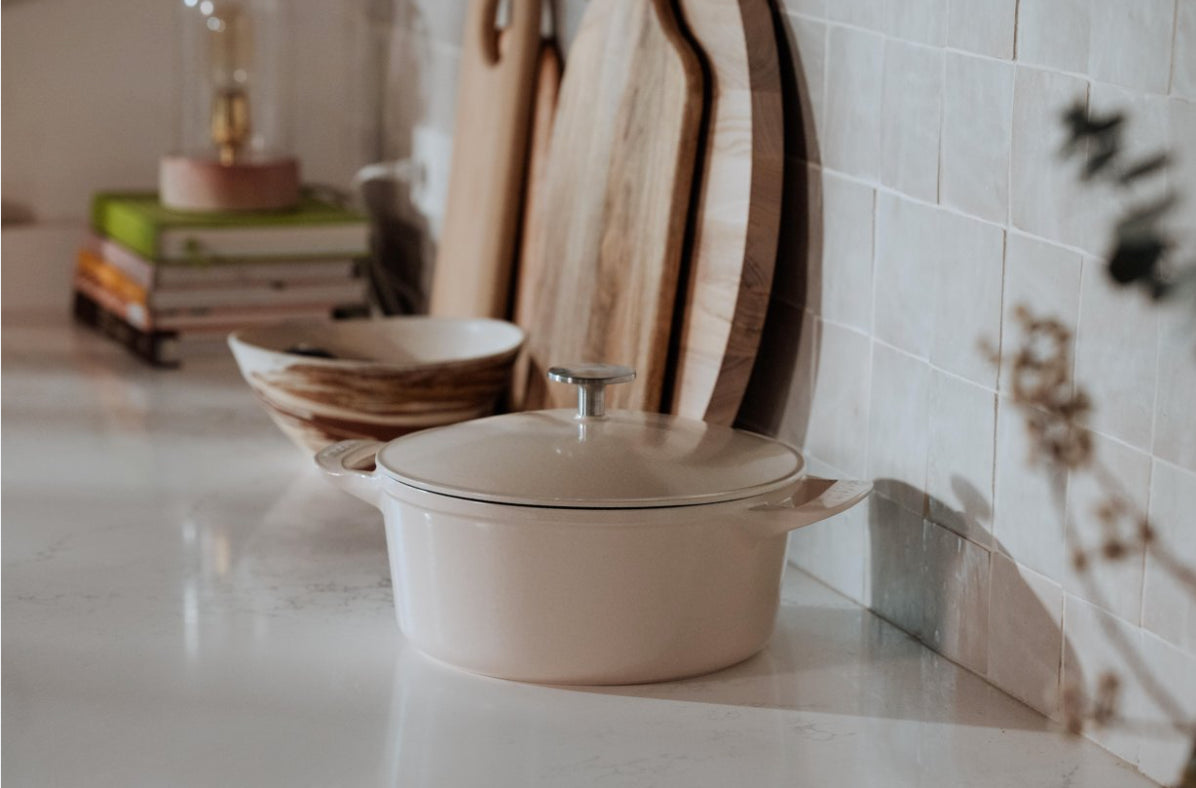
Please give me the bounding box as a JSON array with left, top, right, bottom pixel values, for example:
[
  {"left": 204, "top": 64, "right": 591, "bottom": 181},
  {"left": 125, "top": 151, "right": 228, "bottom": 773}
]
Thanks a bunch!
[
  {"left": 518, "top": 0, "right": 704, "bottom": 413},
  {"left": 510, "top": 38, "right": 562, "bottom": 410},
  {"left": 428, "top": 0, "right": 541, "bottom": 319},
  {"left": 669, "top": 0, "right": 783, "bottom": 425}
]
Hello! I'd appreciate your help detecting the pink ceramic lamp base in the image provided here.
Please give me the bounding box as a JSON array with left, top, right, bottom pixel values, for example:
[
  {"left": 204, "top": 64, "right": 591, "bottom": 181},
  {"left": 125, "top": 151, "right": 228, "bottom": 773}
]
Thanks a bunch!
[{"left": 159, "top": 154, "right": 301, "bottom": 212}]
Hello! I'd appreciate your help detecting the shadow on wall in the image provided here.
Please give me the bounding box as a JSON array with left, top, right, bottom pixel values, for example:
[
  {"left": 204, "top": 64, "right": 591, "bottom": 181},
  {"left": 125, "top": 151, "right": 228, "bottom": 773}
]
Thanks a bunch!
[{"left": 735, "top": 3, "right": 823, "bottom": 442}]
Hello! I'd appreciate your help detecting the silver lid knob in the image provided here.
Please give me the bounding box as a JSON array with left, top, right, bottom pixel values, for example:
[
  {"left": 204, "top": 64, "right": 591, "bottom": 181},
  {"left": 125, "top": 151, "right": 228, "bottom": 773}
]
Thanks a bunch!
[{"left": 547, "top": 363, "right": 635, "bottom": 419}]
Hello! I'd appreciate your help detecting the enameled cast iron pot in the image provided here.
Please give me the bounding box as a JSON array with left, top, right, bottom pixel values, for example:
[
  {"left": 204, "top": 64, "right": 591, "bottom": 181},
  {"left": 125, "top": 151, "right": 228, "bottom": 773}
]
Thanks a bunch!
[{"left": 317, "top": 364, "right": 871, "bottom": 685}]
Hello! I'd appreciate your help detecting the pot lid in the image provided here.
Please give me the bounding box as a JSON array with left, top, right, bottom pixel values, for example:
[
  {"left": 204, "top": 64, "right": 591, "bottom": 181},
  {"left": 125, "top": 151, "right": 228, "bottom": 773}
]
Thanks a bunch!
[{"left": 376, "top": 364, "right": 803, "bottom": 509}]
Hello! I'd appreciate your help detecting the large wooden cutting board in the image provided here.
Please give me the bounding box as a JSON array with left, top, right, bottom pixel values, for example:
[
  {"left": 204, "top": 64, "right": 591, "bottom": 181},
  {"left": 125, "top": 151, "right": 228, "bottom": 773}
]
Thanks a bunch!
[
  {"left": 428, "top": 0, "right": 541, "bottom": 319},
  {"left": 518, "top": 0, "right": 704, "bottom": 412},
  {"left": 669, "top": 0, "right": 783, "bottom": 425},
  {"left": 510, "top": 39, "right": 562, "bottom": 410}
]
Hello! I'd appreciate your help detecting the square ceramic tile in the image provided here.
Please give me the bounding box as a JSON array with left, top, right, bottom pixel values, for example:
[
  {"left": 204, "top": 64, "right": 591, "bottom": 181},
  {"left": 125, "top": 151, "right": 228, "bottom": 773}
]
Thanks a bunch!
[
  {"left": 1088, "top": 0, "right": 1174, "bottom": 94},
  {"left": 928, "top": 214, "right": 1004, "bottom": 388},
  {"left": 868, "top": 493, "right": 928, "bottom": 636},
  {"left": 1073, "top": 258, "right": 1159, "bottom": 451},
  {"left": 988, "top": 553, "right": 1064, "bottom": 718},
  {"left": 823, "top": 26, "right": 885, "bottom": 180},
  {"left": 787, "top": 15, "right": 827, "bottom": 164},
  {"left": 947, "top": 0, "right": 1016, "bottom": 59},
  {"left": 819, "top": 171, "right": 874, "bottom": 331},
  {"left": 926, "top": 370, "right": 996, "bottom": 547},
  {"left": 1062, "top": 594, "right": 1146, "bottom": 765},
  {"left": 787, "top": 456, "right": 871, "bottom": 605},
  {"left": 1015, "top": 0, "right": 1090, "bottom": 73},
  {"left": 1169, "top": 100, "right": 1196, "bottom": 243},
  {"left": 940, "top": 53, "right": 1014, "bottom": 224},
  {"left": 921, "top": 520, "right": 991, "bottom": 674},
  {"left": 880, "top": 40, "right": 942, "bottom": 202},
  {"left": 807, "top": 320, "right": 872, "bottom": 478},
  {"left": 999, "top": 233, "right": 1083, "bottom": 396},
  {"left": 887, "top": 0, "right": 947, "bottom": 45},
  {"left": 1174, "top": 0, "right": 1196, "bottom": 99},
  {"left": 1137, "top": 632, "right": 1196, "bottom": 785},
  {"left": 1063, "top": 431, "right": 1150, "bottom": 624},
  {"left": 867, "top": 342, "right": 930, "bottom": 515},
  {"left": 1010, "top": 67, "right": 1091, "bottom": 249},
  {"left": 1142, "top": 460, "right": 1196, "bottom": 652},
  {"left": 1154, "top": 303, "right": 1196, "bottom": 472},
  {"left": 873, "top": 193, "right": 937, "bottom": 357},
  {"left": 1083, "top": 84, "right": 1173, "bottom": 258},
  {"left": 770, "top": 304, "right": 818, "bottom": 447},
  {"left": 993, "top": 396, "right": 1069, "bottom": 583},
  {"left": 825, "top": 0, "right": 886, "bottom": 31}
]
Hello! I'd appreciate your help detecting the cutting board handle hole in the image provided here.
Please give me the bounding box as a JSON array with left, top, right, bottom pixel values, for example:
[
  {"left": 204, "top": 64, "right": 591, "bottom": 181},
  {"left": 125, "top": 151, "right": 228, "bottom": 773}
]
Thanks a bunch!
[{"left": 476, "top": 0, "right": 505, "bottom": 67}]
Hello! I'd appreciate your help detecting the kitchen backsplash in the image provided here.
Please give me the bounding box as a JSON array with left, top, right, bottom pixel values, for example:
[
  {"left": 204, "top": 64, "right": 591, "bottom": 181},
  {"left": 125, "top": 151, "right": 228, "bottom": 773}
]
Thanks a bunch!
[
  {"left": 745, "top": 1, "right": 1196, "bottom": 783},
  {"left": 3, "top": 0, "right": 1193, "bottom": 782}
]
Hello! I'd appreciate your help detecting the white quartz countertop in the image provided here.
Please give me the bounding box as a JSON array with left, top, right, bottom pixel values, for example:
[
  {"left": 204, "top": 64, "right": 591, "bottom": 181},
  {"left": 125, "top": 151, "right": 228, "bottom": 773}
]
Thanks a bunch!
[{"left": 2, "top": 313, "right": 1154, "bottom": 787}]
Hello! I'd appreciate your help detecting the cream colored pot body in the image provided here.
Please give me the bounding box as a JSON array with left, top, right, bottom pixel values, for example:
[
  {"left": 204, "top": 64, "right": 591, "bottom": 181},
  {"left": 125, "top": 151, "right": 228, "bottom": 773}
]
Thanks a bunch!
[{"left": 319, "top": 439, "right": 869, "bottom": 685}]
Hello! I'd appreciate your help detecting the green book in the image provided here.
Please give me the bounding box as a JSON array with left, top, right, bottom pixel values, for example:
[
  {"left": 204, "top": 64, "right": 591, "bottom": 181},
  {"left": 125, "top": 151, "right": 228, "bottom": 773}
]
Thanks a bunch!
[{"left": 91, "top": 191, "right": 371, "bottom": 263}]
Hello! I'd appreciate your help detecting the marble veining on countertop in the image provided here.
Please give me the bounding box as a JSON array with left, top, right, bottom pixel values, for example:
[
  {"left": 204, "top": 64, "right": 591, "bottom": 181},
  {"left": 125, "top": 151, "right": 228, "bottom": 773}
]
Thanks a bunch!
[{"left": 1, "top": 313, "right": 1154, "bottom": 786}]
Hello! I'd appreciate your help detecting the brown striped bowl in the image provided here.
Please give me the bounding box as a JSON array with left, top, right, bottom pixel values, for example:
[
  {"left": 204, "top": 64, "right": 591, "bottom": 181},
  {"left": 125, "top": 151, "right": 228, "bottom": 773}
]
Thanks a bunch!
[{"left": 228, "top": 316, "right": 526, "bottom": 455}]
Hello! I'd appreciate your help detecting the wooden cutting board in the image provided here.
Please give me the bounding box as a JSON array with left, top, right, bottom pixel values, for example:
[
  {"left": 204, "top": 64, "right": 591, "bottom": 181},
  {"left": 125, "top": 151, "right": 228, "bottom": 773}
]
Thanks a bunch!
[
  {"left": 510, "top": 39, "right": 562, "bottom": 410},
  {"left": 669, "top": 0, "right": 783, "bottom": 425},
  {"left": 428, "top": 0, "right": 541, "bottom": 319},
  {"left": 517, "top": 0, "right": 704, "bottom": 412}
]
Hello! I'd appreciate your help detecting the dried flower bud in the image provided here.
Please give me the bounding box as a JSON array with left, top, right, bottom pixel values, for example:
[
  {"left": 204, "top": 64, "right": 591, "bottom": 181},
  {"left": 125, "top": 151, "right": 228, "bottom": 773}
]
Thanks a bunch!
[
  {"left": 1072, "top": 550, "right": 1089, "bottom": 572},
  {"left": 1102, "top": 540, "right": 1127, "bottom": 560}
]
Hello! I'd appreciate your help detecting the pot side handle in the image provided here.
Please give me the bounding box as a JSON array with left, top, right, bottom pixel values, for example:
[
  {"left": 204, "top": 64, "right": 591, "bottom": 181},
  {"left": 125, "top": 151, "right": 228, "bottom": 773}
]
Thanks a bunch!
[
  {"left": 315, "top": 439, "right": 385, "bottom": 509},
  {"left": 745, "top": 478, "right": 873, "bottom": 539}
]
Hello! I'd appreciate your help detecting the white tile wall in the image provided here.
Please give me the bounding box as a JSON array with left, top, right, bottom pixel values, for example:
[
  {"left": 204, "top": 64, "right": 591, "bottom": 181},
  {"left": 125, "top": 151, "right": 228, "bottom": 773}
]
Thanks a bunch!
[
  {"left": 926, "top": 370, "right": 996, "bottom": 547},
  {"left": 817, "top": 172, "right": 874, "bottom": 331},
  {"left": 1153, "top": 305, "right": 1196, "bottom": 472},
  {"left": 1088, "top": 0, "right": 1175, "bottom": 94},
  {"left": 988, "top": 553, "right": 1064, "bottom": 717},
  {"left": 787, "top": 15, "right": 827, "bottom": 164},
  {"left": 1063, "top": 431, "right": 1150, "bottom": 623},
  {"left": 1010, "top": 67, "right": 1091, "bottom": 249},
  {"left": 1142, "top": 459, "right": 1196, "bottom": 652},
  {"left": 940, "top": 53, "right": 1014, "bottom": 224},
  {"left": 880, "top": 40, "right": 942, "bottom": 202},
  {"left": 774, "top": 4, "right": 1196, "bottom": 776},
  {"left": 823, "top": 26, "right": 885, "bottom": 179},
  {"left": 807, "top": 321, "right": 872, "bottom": 478},
  {"left": 922, "top": 519, "right": 991, "bottom": 673},
  {"left": 867, "top": 342, "right": 930, "bottom": 514},
  {"left": 1073, "top": 258, "right": 1159, "bottom": 451},
  {"left": 886, "top": 0, "right": 947, "bottom": 47},
  {"left": 928, "top": 213, "right": 1004, "bottom": 388},
  {"left": 1175, "top": 0, "right": 1196, "bottom": 99},
  {"left": 1137, "top": 631, "right": 1196, "bottom": 785},
  {"left": 824, "top": 0, "right": 886, "bottom": 32},
  {"left": 947, "top": 0, "right": 1016, "bottom": 60},
  {"left": 993, "top": 397, "right": 1069, "bottom": 582},
  {"left": 873, "top": 193, "right": 937, "bottom": 357},
  {"left": 999, "top": 233, "right": 1083, "bottom": 395},
  {"left": 1016, "top": 0, "right": 1091, "bottom": 74}
]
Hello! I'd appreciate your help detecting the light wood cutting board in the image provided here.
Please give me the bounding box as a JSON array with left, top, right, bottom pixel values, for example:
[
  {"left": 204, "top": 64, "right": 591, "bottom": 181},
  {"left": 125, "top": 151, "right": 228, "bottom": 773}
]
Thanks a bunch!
[
  {"left": 669, "top": 0, "right": 783, "bottom": 425},
  {"left": 517, "top": 0, "right": 704, "bottom": 412},
  {"left": 510, "top": 39, "right": 562, "bottom": 410},
  {"left": 428, "top": 0, "right": 541, "bottom": 319}
]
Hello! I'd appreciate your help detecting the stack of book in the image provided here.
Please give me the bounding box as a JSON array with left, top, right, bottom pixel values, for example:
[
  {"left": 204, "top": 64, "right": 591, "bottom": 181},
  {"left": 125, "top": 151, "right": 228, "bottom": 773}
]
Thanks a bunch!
[{"left": 73, "top": 190, "right": 372, "bottom": 366}]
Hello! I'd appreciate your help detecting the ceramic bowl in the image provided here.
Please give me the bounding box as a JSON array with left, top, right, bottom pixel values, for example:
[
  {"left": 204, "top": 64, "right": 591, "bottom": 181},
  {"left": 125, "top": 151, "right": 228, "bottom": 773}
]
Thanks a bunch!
[{"left": 229, "top": 316, "right": 526, "bottom": 455}]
